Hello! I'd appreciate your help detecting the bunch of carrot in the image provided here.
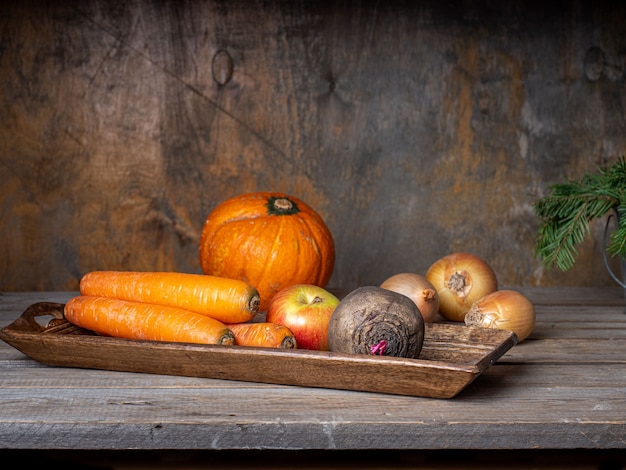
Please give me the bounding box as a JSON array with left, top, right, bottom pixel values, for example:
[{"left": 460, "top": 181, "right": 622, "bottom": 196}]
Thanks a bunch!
[{"left": 64, "top": 271, "right": 297, "bottom": 349}]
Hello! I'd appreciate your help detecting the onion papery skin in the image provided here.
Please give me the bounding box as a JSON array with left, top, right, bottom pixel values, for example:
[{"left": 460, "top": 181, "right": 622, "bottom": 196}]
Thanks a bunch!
[
  {"left": 464, "top": 290, "right": 535, "bottom": 342},
  {"left": 426, "top": 252, "right": 498, "bottom": 322},
  {"left": 380, "top": 273, "right": 439, "bottom": 323}
]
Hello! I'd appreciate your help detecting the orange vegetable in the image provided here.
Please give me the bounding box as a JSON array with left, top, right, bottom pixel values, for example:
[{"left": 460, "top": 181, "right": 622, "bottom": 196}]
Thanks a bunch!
[
  {"left": 199, "top": 192, "right": 335, "bottom": 312},
  {"left": 79, "top": 271, "right": 260, "bottom": 324},
  {"left": 64, "top": 296, "right": 236, "bottom": 345},
  {"left": 227, "top": 322, "right": 297, "bottom": 349}
]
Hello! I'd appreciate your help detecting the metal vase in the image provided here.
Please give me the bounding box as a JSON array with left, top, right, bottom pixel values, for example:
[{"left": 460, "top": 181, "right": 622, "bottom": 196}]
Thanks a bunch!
[{"left": 602, "top": 209, "right": 626, "bottom": 310}]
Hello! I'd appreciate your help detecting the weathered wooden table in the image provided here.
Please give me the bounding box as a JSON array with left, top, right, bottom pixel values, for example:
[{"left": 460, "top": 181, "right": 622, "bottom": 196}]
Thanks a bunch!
[{"left": 1, "top": 288, "right": 625, "bottom": 468}]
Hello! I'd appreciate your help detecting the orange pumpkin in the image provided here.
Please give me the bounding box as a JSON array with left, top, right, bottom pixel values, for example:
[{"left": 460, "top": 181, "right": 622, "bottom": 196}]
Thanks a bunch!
[{"left": 199, "top": 192, "right": 335, "bottom": 312}]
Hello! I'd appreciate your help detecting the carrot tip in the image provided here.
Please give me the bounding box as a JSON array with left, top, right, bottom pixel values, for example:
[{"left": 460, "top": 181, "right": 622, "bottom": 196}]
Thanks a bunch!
[
  {"left": 280, "top": 336, "right": 297, "bottom": 349},
  {"left": 248, "top": 294, "right": 261, "bottom": 314},
  {"left": 220, "top": 331, "right": 237, "bottom": 346}
]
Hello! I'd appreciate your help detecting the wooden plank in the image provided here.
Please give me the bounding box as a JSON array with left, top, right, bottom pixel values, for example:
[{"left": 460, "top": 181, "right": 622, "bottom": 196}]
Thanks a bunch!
[
  {"left": 530, "top": 304, "right": 626, "bottom": 339},
  {"left": 3, "top": 1, "right": 626, "bottom": 294},
  {"left": 534, "top": 304, "right": 626, "bottom": 320},
  {"left": 0, "top": 364, "right": 624, "bottom": 450},
  {"left": 530, "top": 323, "right": 626, "bottom": 339},
  {"left": 1, "top": 418, "right": 623, "bottom": 451},
  {"left": 2, "top": 362, "right": 625, "bottom": 400},
  {"left": 516, "top": 287, "right": 626, "bottom": 307},
  {"left": 501, "top": 337, "right": 626, "bottom": 363}
]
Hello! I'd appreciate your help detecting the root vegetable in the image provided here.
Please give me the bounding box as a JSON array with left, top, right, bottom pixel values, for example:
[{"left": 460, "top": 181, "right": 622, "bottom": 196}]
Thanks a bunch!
[
  {"left": 464, "top": 290, "right": 536, "bottom": 342},
  {"left": 226, "top": 322, "right": 297, "bottom": 349},
  {"left": 64, "top": 296, "right": 236, "bottom": 345},
  {"left": 380, "top": 273, "right": 439, "bottom": 323},
  {"left": 426, "top": 252, "right": 498, "bottom": 322},
  {"left": 79, "top": 271, "right": 260, "bottom": 324},
  {"left": 327, "top": 286, "right": 425, "bottom": 359}
]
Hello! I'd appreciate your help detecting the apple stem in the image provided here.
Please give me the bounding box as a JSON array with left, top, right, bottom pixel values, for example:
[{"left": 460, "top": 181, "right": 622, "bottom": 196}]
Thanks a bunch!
[{"left": 370, "top": 340, "right": 387, "bottom": 355}]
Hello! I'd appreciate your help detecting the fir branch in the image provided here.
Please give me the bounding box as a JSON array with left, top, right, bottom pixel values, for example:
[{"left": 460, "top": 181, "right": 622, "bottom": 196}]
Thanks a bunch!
[
  {"left": 533, "top": 156, "right": 626, "bottom": 271},
  {"left": 607, "top": 216, "right": 626, "bottom": 257}
]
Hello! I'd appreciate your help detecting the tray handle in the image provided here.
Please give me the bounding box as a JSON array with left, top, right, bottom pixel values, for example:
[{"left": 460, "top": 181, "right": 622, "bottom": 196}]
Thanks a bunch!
[
  {"left": 2, "top": 302, "right": 96, "bottom": 335},
  {"left": 7, "top": 302, "right": 89, "bottom": 335}
]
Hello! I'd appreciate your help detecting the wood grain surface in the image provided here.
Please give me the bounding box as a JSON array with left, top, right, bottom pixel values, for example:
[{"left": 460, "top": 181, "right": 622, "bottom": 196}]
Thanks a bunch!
[
  {"left": 0, "top": 287, "right": 625, "bottom": 455},
  {"left": 2, "top": 1, "right": 626, "bottom": 294}
]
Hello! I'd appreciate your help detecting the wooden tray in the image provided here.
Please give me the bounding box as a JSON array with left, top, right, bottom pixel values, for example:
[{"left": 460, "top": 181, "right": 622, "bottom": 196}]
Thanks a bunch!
[{"left": 0, "top": 302, "right": 517, "bottom": 398}]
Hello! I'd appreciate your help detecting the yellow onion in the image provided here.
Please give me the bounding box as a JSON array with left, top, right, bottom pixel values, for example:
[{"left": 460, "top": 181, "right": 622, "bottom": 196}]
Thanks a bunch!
[
  {"left": 464, "top": 290, "right": 535, "bottom": 342},
  {"left": 425, "top": 252, "right": 498, "bottom": 321},
  {"left": 380, "top": 273, "right": 439, "bottom": 323}
]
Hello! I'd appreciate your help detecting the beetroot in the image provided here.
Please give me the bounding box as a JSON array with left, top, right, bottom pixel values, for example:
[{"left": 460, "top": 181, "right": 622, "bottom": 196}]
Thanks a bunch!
[{"left": 328, "top": 286, "right": 425, "bottom": 358}]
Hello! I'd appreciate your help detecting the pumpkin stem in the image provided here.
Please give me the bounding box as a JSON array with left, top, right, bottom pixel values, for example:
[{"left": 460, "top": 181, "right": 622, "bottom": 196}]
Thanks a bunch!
[{"left": 267, "top": 196, "right": 300, "bottom": 216}]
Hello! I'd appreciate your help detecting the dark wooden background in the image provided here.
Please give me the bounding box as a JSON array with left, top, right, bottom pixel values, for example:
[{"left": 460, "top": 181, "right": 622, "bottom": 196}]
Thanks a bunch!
[{"left": 1, "top": 0, "right": 625, "bottom": 293}]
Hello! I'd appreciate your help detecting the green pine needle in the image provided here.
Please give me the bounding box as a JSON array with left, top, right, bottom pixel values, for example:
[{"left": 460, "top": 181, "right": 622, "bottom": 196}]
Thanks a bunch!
[{"left": 533, "top": 156, "right": 626, "bottom": 271}]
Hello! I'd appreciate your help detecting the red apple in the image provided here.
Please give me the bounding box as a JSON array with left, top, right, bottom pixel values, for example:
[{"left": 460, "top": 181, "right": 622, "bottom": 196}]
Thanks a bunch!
[{"left": 266, "top": 284, "right": 340, "bottom": 351}]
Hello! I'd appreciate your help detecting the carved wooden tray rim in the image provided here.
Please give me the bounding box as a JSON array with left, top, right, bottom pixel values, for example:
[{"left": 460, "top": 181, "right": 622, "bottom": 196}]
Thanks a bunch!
[{"left": 0, "top": 302, "right": 518, "bottom": 398}]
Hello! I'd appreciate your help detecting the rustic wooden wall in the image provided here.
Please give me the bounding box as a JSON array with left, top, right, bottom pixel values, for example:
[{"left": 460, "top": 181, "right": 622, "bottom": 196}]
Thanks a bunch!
[{"left": 1, "top": 0, "right": 625, "bottom": 293}]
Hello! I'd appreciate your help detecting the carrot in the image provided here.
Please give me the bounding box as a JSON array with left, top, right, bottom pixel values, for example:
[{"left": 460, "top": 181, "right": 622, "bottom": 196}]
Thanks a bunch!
[
  {"left": 79, "top": 271, "right": 260, "bottom": 324},
  {"left": 226, "top": 322, "right": 297, "bottom": 349},
  {"left": 64, "top": 296, "right": 236, "bottom": 345}
]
